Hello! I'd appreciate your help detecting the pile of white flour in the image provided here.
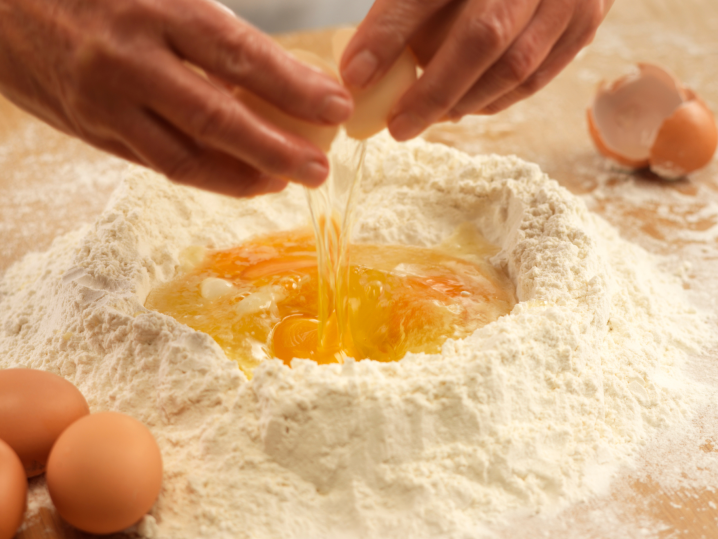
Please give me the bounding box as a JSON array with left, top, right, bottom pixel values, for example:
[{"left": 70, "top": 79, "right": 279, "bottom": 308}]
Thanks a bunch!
[{"left": 0, "top": 134, "right": 712, "bottom": 538}]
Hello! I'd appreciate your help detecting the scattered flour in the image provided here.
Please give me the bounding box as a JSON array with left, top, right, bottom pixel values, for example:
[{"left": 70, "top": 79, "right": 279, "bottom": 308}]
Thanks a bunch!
[{"left": 0, "top": 134, "right": 713, "bottom": 539}]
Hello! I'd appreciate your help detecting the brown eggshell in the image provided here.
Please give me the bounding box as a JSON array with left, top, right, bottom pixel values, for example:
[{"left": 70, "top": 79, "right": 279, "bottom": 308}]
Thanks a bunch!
[
  {"left": 0, "top": 369, "right": 90, "bottom": 477},
  {"left": 234, "top": 49, "right": 340, "bottom": 153},
  {"left": 587, "top": 63, "right": 717, "bottom": 178},
  {"left": 46, "top": 412, "right": 163, "bottom": 535},
  {"left": 649, "top": 93, "right": 718, "bottom": 178},
  {"left": 0, "top": 439, "right": 26, "bottom": 539},
  {"left": 333, "top": 28, "right": 418, "bottom": 140}
]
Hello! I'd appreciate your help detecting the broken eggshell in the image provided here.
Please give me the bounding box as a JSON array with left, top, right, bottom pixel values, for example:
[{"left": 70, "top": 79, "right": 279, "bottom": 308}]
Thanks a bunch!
[{"left": 587, "top": 63, "right": 717, "bottom": 179}]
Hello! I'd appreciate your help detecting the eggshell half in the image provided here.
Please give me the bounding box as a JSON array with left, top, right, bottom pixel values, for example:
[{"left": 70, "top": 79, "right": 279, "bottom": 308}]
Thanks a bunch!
[
  {"left": 234, "top": 49, "right": 340, "bottom": 153},
  {"left": 47, "top": 412, "right": 163, "bottom": 535},
  {"left": 588, "top": 63, "right": 718, "bottom": 178},
  {"left": 0, "top": 368, "right": 90, "bottom": 477},
  {"left": 333, "top": 28, "right": 418, "bottom": 140},
  {"left": 0, "top": 439, "right": 26, "bottom": 539}
]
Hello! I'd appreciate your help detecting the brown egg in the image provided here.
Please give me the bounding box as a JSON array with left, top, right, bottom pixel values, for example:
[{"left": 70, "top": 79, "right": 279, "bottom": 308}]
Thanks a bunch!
[
  {"left": 0, "top": 368, "right": 90, "bottom": 477},
  {"left": 333, "top": 28, "right": 418, "bottom": 140},
  {"left": 46, "top": 412, "right": 163, "bottom": 535},
  {"left": 587, "top": 63, "right": 718, "bottom": 178},
  {"left": 0, "top": 439, "right": 26, "bottom": 539},
  {"left": 234, "top": 49, "right": 340, "bottom": 153}
]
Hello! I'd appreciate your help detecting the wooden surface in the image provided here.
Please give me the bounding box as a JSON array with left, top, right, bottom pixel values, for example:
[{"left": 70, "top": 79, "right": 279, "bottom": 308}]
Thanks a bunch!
[{"left": 3, "top": 1, "right": 718, "bottom": 537}]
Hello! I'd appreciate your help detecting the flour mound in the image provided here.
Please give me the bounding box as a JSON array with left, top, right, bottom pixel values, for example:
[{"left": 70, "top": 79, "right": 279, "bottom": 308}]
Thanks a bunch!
[{"left": 0, "top": 135, "right": 710, "bottom": 539}]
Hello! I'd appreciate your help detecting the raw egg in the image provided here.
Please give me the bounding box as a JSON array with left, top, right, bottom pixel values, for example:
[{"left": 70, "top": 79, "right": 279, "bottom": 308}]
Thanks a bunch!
[
  {"left": 0, "top": 439, "right": 26, "bottom": 539},
  {"left": 0, "top": 368, "right": 89, "bottom": 477},
  {"left": 234, "top": 49, "right": 340, "bottom": 152},
  {"left": 46, "top": 412, "right": 163, "bottom": 535},
  {"left": 333, "top": 28, "right": 418, "bottom": 140},
  {"left": 145, "top": 225, "right": 516, "bottom": 376},
  {"left": 587, "top": 63, "right": 718, "bottom": 178}
]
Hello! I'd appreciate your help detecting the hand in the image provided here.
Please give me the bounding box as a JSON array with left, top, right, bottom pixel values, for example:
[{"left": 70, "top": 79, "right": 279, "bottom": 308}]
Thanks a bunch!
[
  {"left": 340, "top": 0, "right": 615, "bottom": 141},
  {"left": 0, "top": 0, "right": 353, "bottom": 197}
]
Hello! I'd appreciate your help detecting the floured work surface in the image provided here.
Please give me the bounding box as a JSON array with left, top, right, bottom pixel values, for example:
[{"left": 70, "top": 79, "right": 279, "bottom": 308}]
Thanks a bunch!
[{"left": 1, "top": 0, "right": 717, "bottom": 537}]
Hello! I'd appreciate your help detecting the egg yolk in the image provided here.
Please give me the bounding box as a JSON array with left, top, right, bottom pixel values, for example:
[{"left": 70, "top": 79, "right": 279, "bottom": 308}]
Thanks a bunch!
[{"left": 145, "top": 226, "right": 516, "bottom": 378}]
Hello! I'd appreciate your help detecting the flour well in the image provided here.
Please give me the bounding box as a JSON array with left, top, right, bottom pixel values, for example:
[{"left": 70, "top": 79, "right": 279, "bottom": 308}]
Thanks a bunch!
[{"left": 0, "top": 134, "right": 712, "bottom": 539}]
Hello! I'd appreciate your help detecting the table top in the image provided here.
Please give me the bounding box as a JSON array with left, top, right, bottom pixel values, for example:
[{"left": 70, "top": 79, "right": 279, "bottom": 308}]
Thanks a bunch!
[{"left": 3, "top": 1, "right": 718, "bottom": 537}]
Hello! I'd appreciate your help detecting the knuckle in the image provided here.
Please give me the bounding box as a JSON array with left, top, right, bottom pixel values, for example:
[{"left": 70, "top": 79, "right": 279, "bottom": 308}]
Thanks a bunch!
[
  {"left": 162, "top": 151, "right": 200, "bottom": 183},
  {"left": 262, "top": 147, "right": 297, "bottom": 176},
  {"left": 220, "top": 29, "right": 268, "bottom": 81},
  {"left": 502, "top": 48, "right": 535, "bottom": 84},
  {"left": 416, "top": 79, "right": 455, "bottom": 116},
  {"left": 463, "top": 15, "right": 510, "bottom": 52},
  {"left": 587, "top": 5, "right": 605, "bottom": 31},
  {"left": 521, "top": 71, "right": 546, "bottom": 96},
  {"left": 189, "top": 97, "right": 230, "bottom": 141}
]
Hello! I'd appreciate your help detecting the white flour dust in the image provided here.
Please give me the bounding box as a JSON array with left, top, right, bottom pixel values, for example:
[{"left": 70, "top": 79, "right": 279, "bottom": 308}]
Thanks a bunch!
[{"left": 0, "top": 134, "right": 713, "bottom": 539}]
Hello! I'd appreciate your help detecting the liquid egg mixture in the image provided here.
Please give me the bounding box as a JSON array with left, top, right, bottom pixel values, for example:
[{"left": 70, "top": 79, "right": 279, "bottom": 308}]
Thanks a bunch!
[{"left": 145, "top": 224, "right": 516, "bottom": 377}]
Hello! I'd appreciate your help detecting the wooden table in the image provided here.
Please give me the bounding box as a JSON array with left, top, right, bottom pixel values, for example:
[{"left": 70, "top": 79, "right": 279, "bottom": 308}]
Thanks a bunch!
[{"left": 3, "top": 1, "right": 718, "bottom": 537}]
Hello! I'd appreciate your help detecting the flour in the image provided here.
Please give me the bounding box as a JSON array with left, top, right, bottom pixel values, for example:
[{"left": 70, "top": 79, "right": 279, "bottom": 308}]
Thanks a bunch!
[{"left": 0, "top": 134, "right": 713, "bottom": 539}]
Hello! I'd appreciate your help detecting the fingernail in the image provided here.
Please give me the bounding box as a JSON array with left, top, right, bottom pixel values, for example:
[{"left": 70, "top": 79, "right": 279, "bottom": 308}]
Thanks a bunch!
[
  {"left": 388, "top": 112, "right": 427, "bottom": 141},
  {"left": 297, "top": 160, "right": 329, "bottom": 187},
  {"left": 342, "top": 49, "right": 378, "bottom": 88},
  {"left": 320, "top": 94, "right": 353, "bottom": 124}
]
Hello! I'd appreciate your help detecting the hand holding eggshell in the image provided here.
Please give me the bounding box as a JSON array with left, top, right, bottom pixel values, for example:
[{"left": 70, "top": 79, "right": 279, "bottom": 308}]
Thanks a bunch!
[
  {"left": 332, "top": 28, "right": 418, "bottom": 141},
  {"left": 234, "top": 50, "right": 342, "bottom": 154},
  {"left": 587, "top": 64, "right": 718, "bottom": 179}
]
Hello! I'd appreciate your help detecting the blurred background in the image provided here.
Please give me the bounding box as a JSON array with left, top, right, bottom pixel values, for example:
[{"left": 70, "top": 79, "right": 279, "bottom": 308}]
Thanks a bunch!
[{"left": 219, "top": 0, "right": 375, "bottom": 33}]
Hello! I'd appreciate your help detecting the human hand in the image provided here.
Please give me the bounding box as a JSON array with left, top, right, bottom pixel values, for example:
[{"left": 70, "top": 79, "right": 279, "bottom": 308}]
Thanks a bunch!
[
  {"left": 0, "top": 0, "right": 353, "bottom": 197},
  {"left": 340, "top": 0, "right": 615, "bottom": 141}
]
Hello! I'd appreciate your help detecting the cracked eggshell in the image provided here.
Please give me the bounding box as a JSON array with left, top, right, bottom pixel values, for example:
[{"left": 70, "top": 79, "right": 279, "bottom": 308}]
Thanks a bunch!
[
  {"left": 333, "top": 28, "right": 418, "bottom": 140},
  {"left": 587, "top": 63, "right": 717, "bottom": 178}
]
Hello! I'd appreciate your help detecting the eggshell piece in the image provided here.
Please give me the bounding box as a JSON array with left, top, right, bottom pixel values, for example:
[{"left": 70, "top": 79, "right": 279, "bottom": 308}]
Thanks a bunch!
[
  {"left": 234, "top": 49, "right": 340, "bottom": 153},
  {"left": 587, "top": 63, "right": 718, "bottom": 178},
  {"left": 333, "top": 28, "right": 418, "bottom": 140},
  {"left": 0, "top": 368, "right": 90, "bottom": 477},
  {"left": 0, "top": 439, "right": 26, "bottom": 539},
  {"left": 649, "top": 95, "right": 718, "bottom": 179},
  {"left": 46, "top": 412, "right": 163, "bottom": 535},
  {"left": 588, "top": 64, "right": 683, "bottom": 165}
]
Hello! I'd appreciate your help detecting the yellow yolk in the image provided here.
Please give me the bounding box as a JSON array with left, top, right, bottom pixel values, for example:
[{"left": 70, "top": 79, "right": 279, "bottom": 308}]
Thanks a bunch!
[{"left": 145, "top": 226, "right": 516, "bottom": 378}]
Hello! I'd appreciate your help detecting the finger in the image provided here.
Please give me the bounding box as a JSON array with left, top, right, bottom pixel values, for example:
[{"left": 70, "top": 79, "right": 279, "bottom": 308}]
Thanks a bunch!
[
  {"left": 479, "top": 6, "right": 605, "bottom": 115},
  {"left": 119, "top": 109, "right": 288, "bottom": 198},
  {"left": 448, "top": 0, "right": 574, "bottom": 118},
  {"left": 340, "top": 0, "right": 449, "bottom": 89},
  {"left": 164, "top": 0, "right": 352, "bottom": 125},
  {"left": 408, "top": 0, "right": 468, "bottom": 67},
  {"left": 132, "top": 51, "right": 329, "bottom": 187},
  {"left": 388, "top": 0, "right": 541, "bottom": 141}
]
